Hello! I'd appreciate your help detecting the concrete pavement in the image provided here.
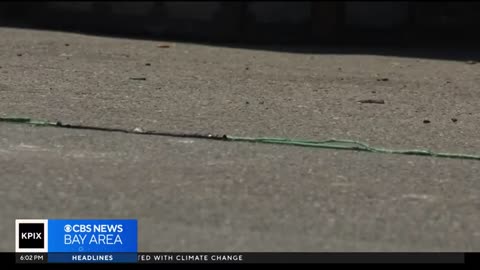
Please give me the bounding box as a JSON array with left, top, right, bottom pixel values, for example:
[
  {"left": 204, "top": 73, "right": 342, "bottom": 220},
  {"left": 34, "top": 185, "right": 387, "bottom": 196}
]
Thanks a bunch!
[{"left": 1, "top": 27, "right": 480, "bottom": 251}]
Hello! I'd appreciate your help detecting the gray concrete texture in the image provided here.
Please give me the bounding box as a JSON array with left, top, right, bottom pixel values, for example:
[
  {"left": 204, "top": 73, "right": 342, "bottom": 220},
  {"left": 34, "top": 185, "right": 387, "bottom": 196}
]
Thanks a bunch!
[{"left": 1, "top": 27, "right": 480, "bottom": 251}]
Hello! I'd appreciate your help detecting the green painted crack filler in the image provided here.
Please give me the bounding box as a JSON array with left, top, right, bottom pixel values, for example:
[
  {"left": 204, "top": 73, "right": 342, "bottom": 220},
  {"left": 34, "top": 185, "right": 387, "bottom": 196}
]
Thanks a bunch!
[{"left": 1, "top": 116, "right": 480, "bottom": 161}]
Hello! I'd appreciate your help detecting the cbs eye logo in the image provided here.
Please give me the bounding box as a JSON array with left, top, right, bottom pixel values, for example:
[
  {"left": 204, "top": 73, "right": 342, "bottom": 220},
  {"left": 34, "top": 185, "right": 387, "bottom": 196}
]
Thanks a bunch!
[
  {"left": 16, "top": 220, "right": 48, "bottom": 252},
  {"left": 64, "top": 225, "right": 72, "bottom": 233}
]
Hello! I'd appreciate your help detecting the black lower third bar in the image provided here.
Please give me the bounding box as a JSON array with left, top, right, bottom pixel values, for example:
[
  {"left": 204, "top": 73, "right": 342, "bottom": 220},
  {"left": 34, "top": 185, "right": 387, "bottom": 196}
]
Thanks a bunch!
[
  {"left": 136, "top": 253, "right": 466, "bottom": 264},
  {"left": 8, "top": 253, "right": 475, "bottom": 264}
]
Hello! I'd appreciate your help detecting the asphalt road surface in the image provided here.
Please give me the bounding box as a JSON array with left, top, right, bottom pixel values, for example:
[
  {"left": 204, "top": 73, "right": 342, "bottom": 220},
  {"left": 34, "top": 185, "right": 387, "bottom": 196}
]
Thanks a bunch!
[{"left": 1, "top": 27, "right": 480, "bottom": 251}]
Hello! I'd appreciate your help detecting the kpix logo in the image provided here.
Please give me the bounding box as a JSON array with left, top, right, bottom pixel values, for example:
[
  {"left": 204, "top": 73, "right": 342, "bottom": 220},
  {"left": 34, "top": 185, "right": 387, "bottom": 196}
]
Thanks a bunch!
[
  {"left": 15, "top": 219, "right": 48, "bottom": 252},
  {"left": 21, "top": 229, "right": 42, "bottom": 241}
]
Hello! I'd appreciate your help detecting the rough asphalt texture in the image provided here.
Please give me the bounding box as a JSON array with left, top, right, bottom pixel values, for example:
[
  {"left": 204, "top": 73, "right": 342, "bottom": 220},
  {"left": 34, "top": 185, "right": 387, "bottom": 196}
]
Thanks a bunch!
[{"left": 1, "top": 27, "right": 480, "bottom": 251}]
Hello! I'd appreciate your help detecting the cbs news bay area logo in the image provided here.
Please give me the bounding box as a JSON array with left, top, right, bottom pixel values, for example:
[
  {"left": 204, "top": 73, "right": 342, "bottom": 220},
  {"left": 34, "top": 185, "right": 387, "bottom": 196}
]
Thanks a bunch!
[
  {"left": 63, "top": 224, "right": 124, "bottom": 245},
  {"left": 16, "top": 219, "right": 137, "bottom": 262}
]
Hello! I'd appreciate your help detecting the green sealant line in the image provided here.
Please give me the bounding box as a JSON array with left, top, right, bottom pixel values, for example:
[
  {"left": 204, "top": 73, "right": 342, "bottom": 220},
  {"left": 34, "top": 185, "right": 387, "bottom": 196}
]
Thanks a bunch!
[
  {"left": 226, "top": 136, "right": 480, "bottom": 160},
  {"left": 2, "top": 116, "right": 480, "bottom": 161}
]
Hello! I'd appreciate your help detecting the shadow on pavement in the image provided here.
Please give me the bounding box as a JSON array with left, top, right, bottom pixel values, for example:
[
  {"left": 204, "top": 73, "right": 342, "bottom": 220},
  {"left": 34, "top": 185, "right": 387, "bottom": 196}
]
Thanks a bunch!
[{"left": 1, "top": 15, "right": 480, "bottom": 63}]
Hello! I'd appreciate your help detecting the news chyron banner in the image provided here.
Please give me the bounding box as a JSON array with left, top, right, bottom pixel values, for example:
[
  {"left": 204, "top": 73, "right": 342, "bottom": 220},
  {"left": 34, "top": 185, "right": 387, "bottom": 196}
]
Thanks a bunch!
[
  {"left": 14, "top": 219, "right": 471, "bottom": 264},
  {"left": 15, "top": 219, "right": 137, "bottom": 263}
]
